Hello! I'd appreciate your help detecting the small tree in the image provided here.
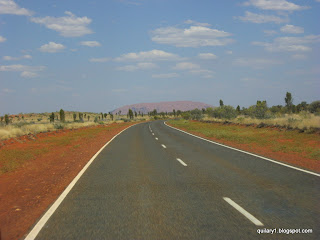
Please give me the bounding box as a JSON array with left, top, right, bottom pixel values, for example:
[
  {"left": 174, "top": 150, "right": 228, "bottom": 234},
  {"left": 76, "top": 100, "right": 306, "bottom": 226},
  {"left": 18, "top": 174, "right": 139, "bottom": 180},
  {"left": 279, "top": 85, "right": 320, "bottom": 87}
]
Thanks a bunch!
[
  {"left": 0, "top": 116, "right": 3, "bottom": 123},
  {"left": 73, "top": 113, "right": 77, "bottom": 122},
  {"left": 135, "top": 111, "right": 137, "bottom": 118},
  {"left": 88, "top": 115, "right": 90, "bottom": 121},
  {"left": 79, "top": 112, "right": 83, "bottom": 122},
  {"left": 236, "top": 105, "right": 241, "bottom": 113},
  {"left": 128, "top": 109, "right": 134, "bottom": 119},
  {"left": 50, "top": 112, "right": 55, "bottom": 123},
  {"left": 219, "top": 99, "right": 224, "bottom": 107},
  {"left": 173, "top": 109, "right": 176, "bottom": 117},
  {"left": 5, "top": 114, "right": 9, "bottom": 125},
  {"left": 285, "top": 92, "right": 293, "bottom": 113},
  {"left": 104, "top": 113, "right": 107, "bottom": 119},
  {"left": 101, "top": 112, "right": 104, "bottom": 120},
  {"left": 59, "top": 109, "right": 65, "bottom": 122}
]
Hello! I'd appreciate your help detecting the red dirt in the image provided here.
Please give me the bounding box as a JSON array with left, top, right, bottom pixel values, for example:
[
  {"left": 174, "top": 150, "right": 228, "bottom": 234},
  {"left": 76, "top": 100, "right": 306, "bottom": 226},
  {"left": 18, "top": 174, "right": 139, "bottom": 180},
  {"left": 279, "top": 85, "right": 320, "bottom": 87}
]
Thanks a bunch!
[
  {"left": 0, "top": 122, "right": 137, "bottom": 240},
  {"left": 168, "top": 124, "right": 320, "bottom": 173}
]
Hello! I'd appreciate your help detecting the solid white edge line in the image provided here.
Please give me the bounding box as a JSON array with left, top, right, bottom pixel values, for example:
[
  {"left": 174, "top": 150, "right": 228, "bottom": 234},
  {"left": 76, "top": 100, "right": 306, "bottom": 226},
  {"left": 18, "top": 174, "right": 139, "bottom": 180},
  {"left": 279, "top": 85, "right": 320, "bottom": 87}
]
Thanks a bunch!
[
  {"left": 176, "top": 158, "right": 187, "bottom": 166},
  {"left": 161, "top": 144, "right": 166, "bottom": 149},
  {"left": 223, "top": 197, "right": 264, "bottom": 226},
  {"left": 164, "top": 122, "right": 320, "bottom": 177},
  {"left": 25, "top": 123, "right": 141, "bottom": 240}
]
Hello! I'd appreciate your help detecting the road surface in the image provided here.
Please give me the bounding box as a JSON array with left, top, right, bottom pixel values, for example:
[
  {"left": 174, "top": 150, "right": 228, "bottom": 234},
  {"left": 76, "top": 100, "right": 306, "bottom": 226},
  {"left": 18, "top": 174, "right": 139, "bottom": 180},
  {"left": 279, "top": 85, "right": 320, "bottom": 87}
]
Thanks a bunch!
[{"left": 28, "top": 120, "right": 319, "bottom": 239}]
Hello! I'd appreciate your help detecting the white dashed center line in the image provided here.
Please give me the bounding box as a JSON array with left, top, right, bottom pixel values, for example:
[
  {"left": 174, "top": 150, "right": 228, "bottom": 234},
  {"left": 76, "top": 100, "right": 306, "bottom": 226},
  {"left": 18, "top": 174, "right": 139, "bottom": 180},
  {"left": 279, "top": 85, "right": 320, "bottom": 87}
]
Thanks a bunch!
[
  {"left": 152, "top": 133, "right": 154, "bottom": 135},
  {"left": 155, "top": 138, "right": 158, "bottom": 140},
  {"left": 161, "top": 144, "right": 166, "bottom": 149},
  {"left": 223, "top": 197, "right": 264, "bottom": 226},
  {"left": 176, "top": 158, "right": 187, "bottom": 166}
]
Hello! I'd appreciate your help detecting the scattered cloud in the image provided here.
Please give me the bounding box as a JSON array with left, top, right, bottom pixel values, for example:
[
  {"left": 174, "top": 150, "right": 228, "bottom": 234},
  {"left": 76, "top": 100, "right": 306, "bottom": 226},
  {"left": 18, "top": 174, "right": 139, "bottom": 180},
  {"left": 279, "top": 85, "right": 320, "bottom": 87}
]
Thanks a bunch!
[
  {"left": 80, "top": 41, "right": 101, "bottom": 47},
  {"left": 39, "top": 42, "right": 66, "bottom": 53},
  {"left": 189, "top": 69, "right": 214, "bottom": 78},
  {"left": 20, "top": 71, "right": 38, "bottom": 78},
  {"left": 291, "top": 54, "right": 307, "bottom": 60},
  {"left": 30, "top": 11, "right": 92, "bottom": 37},
  {"left": 151, "top": 25, "right": 233, "bottom": 47},
  {"left": 115, "top": 49, "right": 182, "bottom": 61},
  {"left": 234, "top": 57, "right": 282, "bottom": 69},
  {"left": 3, "top": 54, "right": 32, "bottom": 61},
  {"left": 173, "top": 62, "right": 213, "bottom": 78},
  {"left": 184, "top": 19, "right": 211, "bottom": 27},
  {"left": 173, "top": 62, "right": 200, "bottom": 70},
  {"left": 243, "top": 0, "right": 309, "bottom": 11},
  {"left": 280, "top": 24, "right": 304, "bottom": 34},
  {"left": 264, "top": 30, "right": 277, "bottom": 36},
  {"left": 0, "top": 35, "right": 6, "bottom": 42},
  {"left": 0, "top": 64, "right": 46, "bottom": 78},
  {"left": 117, "top": 62, "right": 158, "bottom": 71},
  {"left": 2, "top": 88, "right": 15, "bottom": 93},
  {"left": 237, "top": 11, "right": 288, "bottom": 24},
  {"left": 198, "top": 53, "right": 218, "bottom": 60},
  {"left": 252, "top": 35, "right": 320, "bottom": 52},
  {"left": 226, "top": 50, "right": 233, "bottom": 55},
  {"left": 89, "top": 57, "right": 110, "bottom": 62},
  {"left": 152, "top": 73, "right": 179, "bottom": 78},
  {"left": 0, "top": 0, "right": 33, "bottom": 16}
]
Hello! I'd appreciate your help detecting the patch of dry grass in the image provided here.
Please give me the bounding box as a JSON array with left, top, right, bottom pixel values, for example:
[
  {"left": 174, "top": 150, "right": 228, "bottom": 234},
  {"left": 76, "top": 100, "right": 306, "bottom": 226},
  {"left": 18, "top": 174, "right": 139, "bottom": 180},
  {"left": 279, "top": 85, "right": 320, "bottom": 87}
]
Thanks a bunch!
[
  {"left": 0, "top": 122, "right": 99, "bottom": 140},
  {"left": 203, "top": 112, "right": 320, "bottom": 129}
]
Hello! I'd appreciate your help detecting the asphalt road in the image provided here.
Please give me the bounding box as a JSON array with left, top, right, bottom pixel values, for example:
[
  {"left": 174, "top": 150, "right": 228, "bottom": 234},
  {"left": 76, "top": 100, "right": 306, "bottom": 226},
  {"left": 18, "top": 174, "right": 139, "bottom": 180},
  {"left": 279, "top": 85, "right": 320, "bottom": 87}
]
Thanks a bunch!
[{"left": 30, "top": 120, "right": 319, "bottom": 239}]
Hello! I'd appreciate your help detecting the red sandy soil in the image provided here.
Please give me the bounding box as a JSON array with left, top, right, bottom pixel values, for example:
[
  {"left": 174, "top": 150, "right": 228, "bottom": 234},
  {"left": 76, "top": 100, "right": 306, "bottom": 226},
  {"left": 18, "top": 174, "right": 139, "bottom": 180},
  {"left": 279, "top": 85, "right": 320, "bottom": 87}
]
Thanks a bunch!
[
  {"left": 168, "top": 123, "right": 320, "bottom": 173},
  {"left": 0, "top": 122, "right": 137, "bottom": 240}
]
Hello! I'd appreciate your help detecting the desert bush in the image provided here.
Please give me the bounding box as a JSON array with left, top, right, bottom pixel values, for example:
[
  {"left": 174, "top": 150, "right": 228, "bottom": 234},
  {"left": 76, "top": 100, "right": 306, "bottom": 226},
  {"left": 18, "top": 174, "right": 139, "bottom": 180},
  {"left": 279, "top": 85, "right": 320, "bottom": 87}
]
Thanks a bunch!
[
  {"left": 182, "top": 112, "right": 191, "bottom": 120},
  {"left": 190, "top": 108, "right": 203, "bottom": 120},
  {"left": 54, "top": 123, "right": 64, "bottom": 129},
  {"left": 210, "top": 105, "right": 237, "bottom": 120},
  {"left": 5, "top": 114, "right": 9, "bottom": 125}
]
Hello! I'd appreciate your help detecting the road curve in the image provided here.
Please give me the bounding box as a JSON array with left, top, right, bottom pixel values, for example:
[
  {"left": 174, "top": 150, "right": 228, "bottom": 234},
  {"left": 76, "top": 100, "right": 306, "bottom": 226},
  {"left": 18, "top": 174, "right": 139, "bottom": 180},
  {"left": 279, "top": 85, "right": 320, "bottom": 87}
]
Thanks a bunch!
[{"left": 28, "top": 120, "right": 319, "bottom": 240}]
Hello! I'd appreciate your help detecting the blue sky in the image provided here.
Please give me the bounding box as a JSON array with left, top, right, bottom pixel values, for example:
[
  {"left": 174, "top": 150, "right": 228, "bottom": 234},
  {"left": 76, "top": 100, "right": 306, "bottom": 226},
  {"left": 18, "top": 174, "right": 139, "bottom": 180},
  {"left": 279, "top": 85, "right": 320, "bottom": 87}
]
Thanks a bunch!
[{"left": 0, "top": 0, "right": 319, "bottom": 114}]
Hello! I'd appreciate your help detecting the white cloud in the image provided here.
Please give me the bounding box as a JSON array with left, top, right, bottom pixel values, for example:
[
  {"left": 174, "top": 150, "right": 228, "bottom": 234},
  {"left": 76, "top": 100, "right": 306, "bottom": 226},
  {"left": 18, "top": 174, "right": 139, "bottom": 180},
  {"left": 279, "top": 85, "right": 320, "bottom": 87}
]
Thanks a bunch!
[
  {"left": 152, "top": 73, "right": 180, "bottom": 78},
  {"left": 0, "top": 35, "right": 6, "bottom": 42},
  {"left": 151, "top": 25, "right": 233, "bottom": 47},
  {"left": 2, "top": 88, "right": 15, "bottom": 93},
  {"left": 0, "top": 0, "right": 33, "bottom": 16},
  {"left": 291, "top": 54, "right": 307, "bottom": 60},
  {"left": 20, "top": 71, "right": 38, "bottom": 78},
  {"left": 89, "top": 57, "right": 110, "bottom": 62},
  {"left": 39, "top": 42, "right": 66, "bottom": 53},
  {"left": 173, "top": 62, "right": 213, "bottom": 78},
  {"left": 280, "top": 24, "right": 304, "bottom": 34},
  {"left": 243, "top": 0, "right": 309, "bottom": 11},
  {"left": 0, "top": 64, "right": 45, "bottom": 77},
  {"left": 115, "top": 49, "right": 182, "bottom": 62},
  {"left": 198, "top": 53, "right": 218, "bottom": 60},
  {"left": 80, "top": 41, "right": 101, "bottom": 47},
  {"left": 264, "top": 30, "right": 277, "bottom": 36},
  {"left": 173, "top": 62, "right": 200, "bottom": 70},
  {"left": 31, "top": 11, "right": 92, "bottom": 37},
  {"left": 234, "top": 58, "right": 282, "bottom": 69},
  {"left": 117, "top": 62, "right": 158, "bottom": 71},
  {"left": 226, "top": 50, "right": 233, "bottom": 55},
  {"left": 184, "top": 19, "right": 211, "bottom": 27},
  {"left": 237, "top": 11, "right": 288, "bottom": 24},
  {"left": 253, "top": 35, "right": 320, "bottom": 52},
  {"left": 3, "top": 54, "right": 32, "bottom": 61}
]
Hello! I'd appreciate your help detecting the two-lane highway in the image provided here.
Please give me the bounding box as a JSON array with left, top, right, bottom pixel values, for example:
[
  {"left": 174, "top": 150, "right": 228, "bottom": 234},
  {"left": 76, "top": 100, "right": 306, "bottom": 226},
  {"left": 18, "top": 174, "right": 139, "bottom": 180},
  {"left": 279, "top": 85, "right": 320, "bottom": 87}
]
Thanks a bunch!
[{"left": 27, "top": 121, "right": 319, "bottom": 239}]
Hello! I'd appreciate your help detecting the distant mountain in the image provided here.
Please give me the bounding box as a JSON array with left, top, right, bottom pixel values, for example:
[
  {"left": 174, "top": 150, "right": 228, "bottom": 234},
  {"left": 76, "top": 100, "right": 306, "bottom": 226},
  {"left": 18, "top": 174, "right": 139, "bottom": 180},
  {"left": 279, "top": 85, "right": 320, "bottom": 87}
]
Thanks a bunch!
[{"left": 112, "top": 101, "right": 214, "bottom": 115}]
